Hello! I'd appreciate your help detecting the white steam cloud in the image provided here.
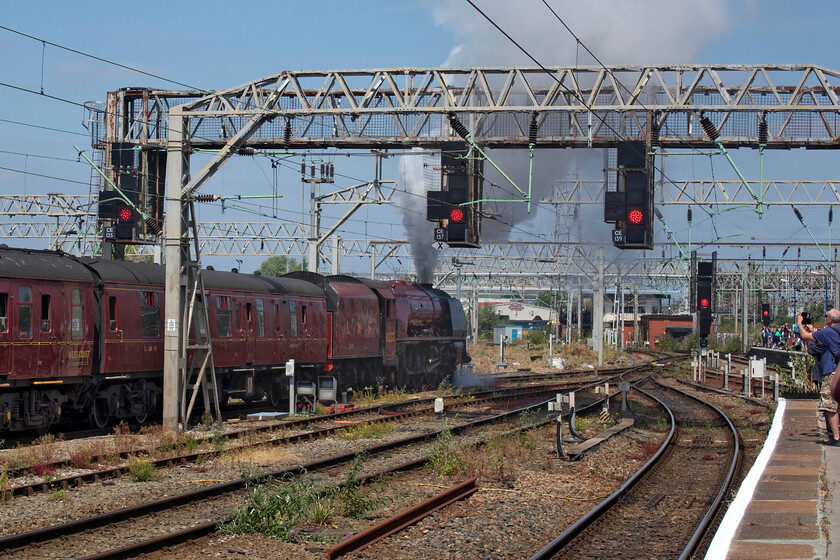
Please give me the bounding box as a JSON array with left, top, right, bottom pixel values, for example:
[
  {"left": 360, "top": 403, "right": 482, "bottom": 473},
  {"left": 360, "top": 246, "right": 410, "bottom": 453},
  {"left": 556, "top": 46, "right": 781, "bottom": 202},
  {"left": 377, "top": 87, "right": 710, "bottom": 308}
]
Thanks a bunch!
[
  {"left": 397, "top": 0, "right": 734, "bottom": 273},
  {"left": 397, "top": 151, "right": 438, "bottom": 283}
]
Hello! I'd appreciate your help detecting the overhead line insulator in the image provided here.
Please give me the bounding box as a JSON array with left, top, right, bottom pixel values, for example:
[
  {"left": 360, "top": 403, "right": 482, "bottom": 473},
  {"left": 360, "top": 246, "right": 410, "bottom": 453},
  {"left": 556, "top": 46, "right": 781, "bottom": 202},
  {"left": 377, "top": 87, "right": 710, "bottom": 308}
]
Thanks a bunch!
[
  {"left": 528, "top": 112, "right": 538, "bottom": 146},
  {"left": 699, "top": 115, "right": 720, "bottom": 141}
]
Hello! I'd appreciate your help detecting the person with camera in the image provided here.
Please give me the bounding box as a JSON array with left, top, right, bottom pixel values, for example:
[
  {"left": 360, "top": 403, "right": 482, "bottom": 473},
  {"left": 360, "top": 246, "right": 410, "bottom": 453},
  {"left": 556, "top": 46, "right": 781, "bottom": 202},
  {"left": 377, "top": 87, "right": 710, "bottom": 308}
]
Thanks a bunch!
[{"left": 798, "top": 309, "right": 840, "bottom": 444}]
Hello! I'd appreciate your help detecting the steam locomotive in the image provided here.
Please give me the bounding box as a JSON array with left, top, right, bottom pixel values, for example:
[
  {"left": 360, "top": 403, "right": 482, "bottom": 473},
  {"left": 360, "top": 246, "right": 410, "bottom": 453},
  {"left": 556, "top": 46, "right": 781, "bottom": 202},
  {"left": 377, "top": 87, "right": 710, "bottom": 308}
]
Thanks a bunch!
[{"left": 0, "top": 246, "right": 469, "bottom": 433}]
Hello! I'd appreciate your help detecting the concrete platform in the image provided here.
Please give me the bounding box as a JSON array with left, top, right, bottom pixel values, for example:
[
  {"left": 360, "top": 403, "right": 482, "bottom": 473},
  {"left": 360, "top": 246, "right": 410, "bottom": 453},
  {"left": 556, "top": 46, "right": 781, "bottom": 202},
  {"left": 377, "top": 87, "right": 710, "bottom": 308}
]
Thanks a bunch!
[{"left": 706, "top": 398, "right": 840, "bottom": 560}]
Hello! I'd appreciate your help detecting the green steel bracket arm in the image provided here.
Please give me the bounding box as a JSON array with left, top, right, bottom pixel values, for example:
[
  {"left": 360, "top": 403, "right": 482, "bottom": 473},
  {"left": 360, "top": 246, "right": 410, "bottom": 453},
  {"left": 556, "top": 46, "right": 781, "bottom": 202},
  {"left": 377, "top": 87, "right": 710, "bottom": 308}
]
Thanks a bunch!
[
  {"left": 75, "top": 145, "right": 149, "bottom": 221},
  {"left": 75, "top": 145, "right": 163, "bottom": 235},
  {"left": 448, "top": 113, "right": 531, "bottom": 212}
]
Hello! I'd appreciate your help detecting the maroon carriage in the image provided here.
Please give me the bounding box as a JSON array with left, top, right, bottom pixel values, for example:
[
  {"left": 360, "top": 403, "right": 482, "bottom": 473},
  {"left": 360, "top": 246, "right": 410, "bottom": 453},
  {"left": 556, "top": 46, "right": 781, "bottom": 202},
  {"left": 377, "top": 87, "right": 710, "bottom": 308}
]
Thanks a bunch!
[
  {"left": 284, "top": 272, "right": 395, "bottom": 393},
  {"left": 0, "top": 247, "right": 97, "bottom": 432}
]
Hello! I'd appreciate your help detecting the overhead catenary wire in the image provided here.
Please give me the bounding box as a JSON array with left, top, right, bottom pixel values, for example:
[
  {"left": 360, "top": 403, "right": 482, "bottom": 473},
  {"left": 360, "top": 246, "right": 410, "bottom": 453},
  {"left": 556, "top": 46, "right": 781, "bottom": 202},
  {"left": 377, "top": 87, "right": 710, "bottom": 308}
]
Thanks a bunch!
[
  {"left": 0, "top": 25, "right": 207, "bottom": 92},
  {"left": 464, "top": 0, "right": 761, "bottom": 248}
]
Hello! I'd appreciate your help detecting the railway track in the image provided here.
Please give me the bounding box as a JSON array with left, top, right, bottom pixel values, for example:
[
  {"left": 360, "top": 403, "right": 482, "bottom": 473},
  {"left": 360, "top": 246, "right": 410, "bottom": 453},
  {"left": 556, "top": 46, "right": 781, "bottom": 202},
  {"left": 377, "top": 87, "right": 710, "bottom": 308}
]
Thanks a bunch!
[
  {"left": 1, "top": 380, "right": 615, "bottom": 499},
  {"left": 0, "top": 388, "right": 566, "bottom": 559},
  {"left": 531, "top": 377, "right": 741, "bottom": 559}
]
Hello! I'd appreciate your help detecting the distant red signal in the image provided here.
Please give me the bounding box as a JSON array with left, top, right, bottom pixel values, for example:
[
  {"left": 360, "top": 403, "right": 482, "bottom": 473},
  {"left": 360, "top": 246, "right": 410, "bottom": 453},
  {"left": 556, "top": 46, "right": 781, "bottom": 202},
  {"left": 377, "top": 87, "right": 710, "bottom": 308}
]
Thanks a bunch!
[
  {"left": 762, "top": 309, "right": 769, "bottom": 316},
  {"left": 119, "top": 207, "right": 133, "bottom": 222},
  {"left": 699, "top": 298, "right": 710, "bottom": 308},
  {"left": 450, "top": 208, "right": 465, "bottom": 223},
  {"left": 628, "top": 209, "right": 644, "bottom": 224}
]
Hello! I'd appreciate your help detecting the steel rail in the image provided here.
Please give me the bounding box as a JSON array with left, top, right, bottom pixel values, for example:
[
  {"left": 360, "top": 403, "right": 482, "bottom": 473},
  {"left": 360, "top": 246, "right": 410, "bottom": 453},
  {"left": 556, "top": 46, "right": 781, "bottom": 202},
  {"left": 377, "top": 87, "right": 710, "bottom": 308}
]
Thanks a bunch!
[
  {"left": 84, "top": 366, "right": 656, "bottom": 560},
  {"left": 0, "top": 388, "right": 568, "bottom": 553},
  {"left": 2, "top": 362, "right": 657, "bottom": 559},
  {"left": 528, "top": 383, "right": 676, "bottom": 560},
  {"left": 529, "top": 378, "right": 741, "bottom": 559},
  {"left": 649, "top": 378, "right": 742, "bottom": 560},
  {"left": 325, "top": 478, "right": 478, "bottom": 560},
  {"left": 1, "top": 382, "right": 598, "bottom": 499},
  {"left": 78, "top": 453, "right": 441, "bottom": 560}
]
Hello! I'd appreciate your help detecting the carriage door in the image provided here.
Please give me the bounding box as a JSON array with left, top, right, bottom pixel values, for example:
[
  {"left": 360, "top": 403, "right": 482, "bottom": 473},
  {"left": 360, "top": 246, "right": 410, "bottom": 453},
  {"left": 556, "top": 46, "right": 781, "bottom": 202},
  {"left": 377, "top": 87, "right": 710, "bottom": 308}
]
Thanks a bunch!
[
  {"left": 244, "top": 301, "right": 256, "bottom": 364},
  {"left": 37, "top": 289, "right": 62, "bottom": 377},
  {"left": 11, "top": 285, "right": 34, "bottom": 378},
  {"left": 0, "top": 287, "right": 9, "bottom": 375}
]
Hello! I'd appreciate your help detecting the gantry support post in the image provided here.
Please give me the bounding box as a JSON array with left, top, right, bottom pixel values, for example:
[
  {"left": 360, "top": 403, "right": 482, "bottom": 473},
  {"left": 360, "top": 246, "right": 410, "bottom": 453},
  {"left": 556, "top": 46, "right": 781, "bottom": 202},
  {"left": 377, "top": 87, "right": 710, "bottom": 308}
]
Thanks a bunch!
[
  {"left": 593, "top": 248, "right": 605, "bottom": 366},
  {"left": 164, "top": 107, "right": 189, "bottom": 430}
]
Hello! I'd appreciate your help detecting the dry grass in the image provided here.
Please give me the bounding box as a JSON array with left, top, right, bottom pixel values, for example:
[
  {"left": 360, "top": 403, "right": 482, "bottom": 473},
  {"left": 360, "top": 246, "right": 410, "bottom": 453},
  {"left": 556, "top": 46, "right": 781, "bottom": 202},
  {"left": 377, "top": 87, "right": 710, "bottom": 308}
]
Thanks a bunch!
[
  {"left": 467, "top": 339, "right": 628, "bottom": 374},
  {"left": 459, "top": 426, "right": 557, "bottom": 482}
]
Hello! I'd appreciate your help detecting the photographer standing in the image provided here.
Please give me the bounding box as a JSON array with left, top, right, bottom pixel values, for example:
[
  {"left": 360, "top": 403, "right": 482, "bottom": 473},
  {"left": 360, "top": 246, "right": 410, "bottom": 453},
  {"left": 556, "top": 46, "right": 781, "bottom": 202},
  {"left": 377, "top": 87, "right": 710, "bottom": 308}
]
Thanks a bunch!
[{"left": 798, "top": 309, "right": 840, "bottom": 444}]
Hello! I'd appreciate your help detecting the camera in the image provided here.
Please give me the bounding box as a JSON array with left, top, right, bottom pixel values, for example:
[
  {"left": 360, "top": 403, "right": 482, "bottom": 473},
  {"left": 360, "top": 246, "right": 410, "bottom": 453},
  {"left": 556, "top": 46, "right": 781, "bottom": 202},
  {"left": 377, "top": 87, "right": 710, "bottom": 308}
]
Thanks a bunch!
[{"left": 801, "top": 312, "right": 811, "bottom": 325}]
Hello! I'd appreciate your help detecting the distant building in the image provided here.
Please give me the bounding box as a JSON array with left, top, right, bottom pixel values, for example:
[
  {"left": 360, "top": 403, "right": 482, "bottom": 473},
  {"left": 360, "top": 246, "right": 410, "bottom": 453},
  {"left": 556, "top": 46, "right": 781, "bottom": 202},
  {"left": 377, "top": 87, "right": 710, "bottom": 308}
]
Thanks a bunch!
[
  {"left": 493, "top": 325, "right": 525, "bottom": 344},
  {"left": 640, "top": 315, "right": 697, "bottom": 348},
  {"left": 492, "top": 302, "right": 554, "bottom": 325}
]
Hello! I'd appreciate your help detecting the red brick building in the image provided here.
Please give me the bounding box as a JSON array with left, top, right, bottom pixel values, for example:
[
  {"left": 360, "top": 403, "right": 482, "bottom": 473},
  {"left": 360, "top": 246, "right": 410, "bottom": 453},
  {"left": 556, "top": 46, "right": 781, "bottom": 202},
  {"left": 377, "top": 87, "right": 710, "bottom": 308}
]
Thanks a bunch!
[{"left": 640, "top": 315, "right": 697, "bottom": 349}]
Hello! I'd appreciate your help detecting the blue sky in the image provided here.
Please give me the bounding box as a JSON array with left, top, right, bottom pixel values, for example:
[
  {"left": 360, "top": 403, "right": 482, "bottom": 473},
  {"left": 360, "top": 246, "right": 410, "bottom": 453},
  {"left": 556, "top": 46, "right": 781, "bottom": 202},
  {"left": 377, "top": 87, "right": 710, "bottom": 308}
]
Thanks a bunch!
[{"left": 1, "top": 1, "right": 839, "bottom": 275}]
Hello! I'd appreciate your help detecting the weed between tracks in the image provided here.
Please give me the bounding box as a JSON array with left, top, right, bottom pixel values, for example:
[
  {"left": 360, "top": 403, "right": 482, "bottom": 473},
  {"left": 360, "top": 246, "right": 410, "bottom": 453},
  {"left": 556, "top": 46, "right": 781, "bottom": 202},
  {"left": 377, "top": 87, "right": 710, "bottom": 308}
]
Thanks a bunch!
[
  {"left": 0, "top": 467, "right": 9, "bottom": 502},
  {"left": 219, "top": 452, "right": 392, "bottom": 543},
  {"left": 429, "top": 412, "right": 557, "bottom": 481},
  {"left": 128, "top": 457, "right": 156, "bottom": 482},
  {"left": 338, "top": 422, "right": 395, "bottom": 440},
  {"left": 351, "top": 388, "right": 410, "bottom": 409}
]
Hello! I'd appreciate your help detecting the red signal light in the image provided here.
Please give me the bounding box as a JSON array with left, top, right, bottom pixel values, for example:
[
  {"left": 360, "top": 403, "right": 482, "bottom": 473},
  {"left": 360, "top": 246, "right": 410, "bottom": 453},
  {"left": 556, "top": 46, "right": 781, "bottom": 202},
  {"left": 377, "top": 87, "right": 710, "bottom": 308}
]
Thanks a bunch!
[
  {"left": 450, "top": 208, "right": 464, "bottom": 223},
  {"left": 762, "top": 310, "right": 769, "bottom": 316},
  {"left": 699, "top": 298, "right": 710, "bottom": 308},
  {"left": 119, "top": 207, "right": 133, "bottom": 222},
  {"left": 628, "top": 209, "right": 644, "bottom": 224}
]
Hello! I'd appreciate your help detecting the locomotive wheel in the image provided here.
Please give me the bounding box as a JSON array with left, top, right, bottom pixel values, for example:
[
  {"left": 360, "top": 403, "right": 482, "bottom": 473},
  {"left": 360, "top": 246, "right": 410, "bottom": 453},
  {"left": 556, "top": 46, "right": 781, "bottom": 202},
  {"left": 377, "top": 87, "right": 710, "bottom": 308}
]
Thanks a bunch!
[
  {"left": 89, "top": 398, "right": 110, "bottom": 430},
  {"left": 134, "top": 408, "right": 148, "bottom": 424},
  {"left": 34, "top": 395, "right": 54, "bottom": 435},
  {"left": 268, "top": 381, "right": 284, "bottom": 408},
  {"left": 134, "top": 388, "right": 156, "bottom": 424},
  {"left": 34, "top": 420, "right": 52, "bottom": 437}
]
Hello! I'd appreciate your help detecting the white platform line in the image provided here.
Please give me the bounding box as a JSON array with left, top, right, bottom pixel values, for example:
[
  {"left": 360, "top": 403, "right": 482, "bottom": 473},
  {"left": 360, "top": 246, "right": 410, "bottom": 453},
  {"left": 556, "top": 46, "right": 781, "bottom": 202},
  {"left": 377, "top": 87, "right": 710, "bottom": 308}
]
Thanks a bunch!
[{"left": 704, "top": 398, "right": 787, "bottom": 559}]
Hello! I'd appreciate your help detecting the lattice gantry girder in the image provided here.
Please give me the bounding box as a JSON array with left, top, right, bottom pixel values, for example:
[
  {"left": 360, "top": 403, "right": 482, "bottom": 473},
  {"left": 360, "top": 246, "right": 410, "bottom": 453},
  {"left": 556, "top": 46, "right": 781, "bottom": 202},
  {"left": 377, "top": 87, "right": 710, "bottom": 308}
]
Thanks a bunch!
[
  {"left": 98, "top": 65, "right": 840, "bottom": 150},
  {"left": 545, "top": 180, "right": 840, "bottom": 206},
  {"left": 0, "top": 195, "right": 95, "bottom": 217}
]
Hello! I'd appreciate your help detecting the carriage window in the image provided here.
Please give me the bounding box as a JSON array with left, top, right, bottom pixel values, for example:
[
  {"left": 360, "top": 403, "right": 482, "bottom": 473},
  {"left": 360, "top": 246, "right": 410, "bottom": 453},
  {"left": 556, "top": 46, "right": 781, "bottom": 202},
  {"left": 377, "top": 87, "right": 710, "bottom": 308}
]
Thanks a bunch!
[
  {"left": 41, "top": 294, "right": 51, "bottom": 332},
  {"left": 236, "top": 303, "right": 243, "bottom": 332},
  {"left": 141, "top": 291, "right": 160, "bottom": 338},
  {"left": 0, "top": 293, "right": 7, "bottom": 333},
  {"left": 255, "top": 299, "right": 264, "bottom": 337},
  {"left": 246, "top": 302, "right": 253, "bottom": 332},
  {"left": 217, "top": 296, "right": 232, "bottom": 337},
  {"left": 71, "top": 288, "right": 84, "bottom": 339},
  {"left": 274, "top": 303, "right": 281, "bottom": 330},
  {"left": 301, "top": 305, "right": 307, "bottom": 325},
  {"left": 18, "top": 286, "right": 32, "bottom": 338},
  {"left": 290, "top": 300, "right": 298, "bottom": 338},
  {"left": 108, "top": 296, "right": 117, "bottom": 331}
]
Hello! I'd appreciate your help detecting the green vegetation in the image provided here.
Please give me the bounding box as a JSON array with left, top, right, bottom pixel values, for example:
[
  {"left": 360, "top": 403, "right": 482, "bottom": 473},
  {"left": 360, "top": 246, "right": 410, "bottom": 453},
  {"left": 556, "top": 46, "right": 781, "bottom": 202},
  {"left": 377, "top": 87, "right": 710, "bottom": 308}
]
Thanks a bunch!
[
  {"left": 656, "top": 332, "right": 740, "bottom": 354},
  {"left": 428, "top": 428, "right": 466, "bottom": 477},
  {"left": 477, "top": 305, "right": 508, "bottom": 340},
  {"left": 128, "top": 457, "right": 156, "bottom": 482},
  {"left": 220, "top": 453, "right": 388, "bottom": 541},
  {"left": 259, "top": 255, "right": 308, "bottom": 277},
  {"left": 0, "top": 467, "right": 9, "bottom": 503},
  {"left": 338, "top": 421, "right": 395, "bottom": 440},
  {"left": 435, "top": 375, "right": 452, "bottom": 396}
]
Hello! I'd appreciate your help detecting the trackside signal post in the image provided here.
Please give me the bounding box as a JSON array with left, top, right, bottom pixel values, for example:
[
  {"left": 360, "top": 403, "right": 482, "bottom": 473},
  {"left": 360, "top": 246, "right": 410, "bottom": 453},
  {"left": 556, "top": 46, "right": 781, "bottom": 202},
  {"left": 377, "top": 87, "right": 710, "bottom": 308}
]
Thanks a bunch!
[
  {"left": 604, "top": 141, "right": 655, "bottom": 250},
  {"left": 761, "top": 303, "right": 771, "bottom": 326},
  {"left": 426, "top": 142, "right": 484, "bottom": 248},
  {"left": 693, "top": 254, "right": 717, "bottom": 350}
]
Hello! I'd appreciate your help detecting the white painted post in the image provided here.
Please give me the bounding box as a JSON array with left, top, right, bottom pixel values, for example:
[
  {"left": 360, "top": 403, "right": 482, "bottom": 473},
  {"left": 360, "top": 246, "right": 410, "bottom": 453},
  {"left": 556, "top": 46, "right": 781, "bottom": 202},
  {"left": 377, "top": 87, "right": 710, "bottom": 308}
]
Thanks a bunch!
[{"left": 286, "top": 359, "right": 295, "bottom": 415}]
